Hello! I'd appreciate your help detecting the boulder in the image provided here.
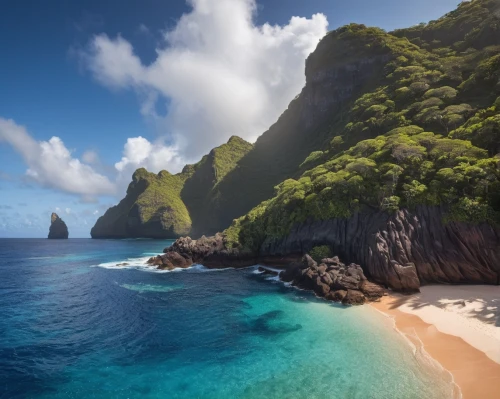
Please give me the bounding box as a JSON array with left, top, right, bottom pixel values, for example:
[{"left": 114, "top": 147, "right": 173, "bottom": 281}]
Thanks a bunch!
[
  {"left": 333, "top": 275, "right": 361, "bottom": 291},
  {"left": 322, "top": 256, "right": 342, "bottom": 266},
  {"left": 360, "top": 280, "right": 386, "bottom": 301},
  {"left": 342, "top": 290, "right": 366, "bottom": 305},
  {"left": 303, "top": 254, "right": 318, "bottom": 269},
  {"left": 312, "top": 276, "right": 331, "bottom": 296},
  {"left": 147, "top": 256, "right": 163, "bottom": 266},
  {"left": 330, "top": 290, "right": 348, "bottom": 302}
]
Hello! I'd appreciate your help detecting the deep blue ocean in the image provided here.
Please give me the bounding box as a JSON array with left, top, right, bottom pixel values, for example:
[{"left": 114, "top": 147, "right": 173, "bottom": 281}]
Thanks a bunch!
[{"left": 0, "top": 239, "right": 456, "bottom": 399}]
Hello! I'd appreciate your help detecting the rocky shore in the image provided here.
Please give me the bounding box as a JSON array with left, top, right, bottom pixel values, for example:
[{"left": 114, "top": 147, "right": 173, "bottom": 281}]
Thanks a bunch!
[
  {"left": 147, "top": 235, "right": 385, "bottom": 305},
  {"left": 146, "top": 205, "right": 500, "bottom": 296},
  {"left": 278, "top": 254, "right": 385, "bottom": 305}
]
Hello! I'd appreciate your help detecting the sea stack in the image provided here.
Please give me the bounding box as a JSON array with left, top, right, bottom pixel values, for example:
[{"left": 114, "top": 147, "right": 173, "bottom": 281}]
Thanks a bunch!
[{"left": 48, "top": 213, "right": 69, "bottom": 239}]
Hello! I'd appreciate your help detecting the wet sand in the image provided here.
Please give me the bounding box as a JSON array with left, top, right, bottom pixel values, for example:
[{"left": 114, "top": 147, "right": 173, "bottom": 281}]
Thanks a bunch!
[{"left": 371, "top": 286, "right": 500, "bottom": 399}]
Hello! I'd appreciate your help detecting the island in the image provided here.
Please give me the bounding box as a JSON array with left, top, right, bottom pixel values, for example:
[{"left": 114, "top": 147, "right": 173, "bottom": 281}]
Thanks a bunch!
[{"left": 48, "top": 212, "right": 69, "bottom": 239}]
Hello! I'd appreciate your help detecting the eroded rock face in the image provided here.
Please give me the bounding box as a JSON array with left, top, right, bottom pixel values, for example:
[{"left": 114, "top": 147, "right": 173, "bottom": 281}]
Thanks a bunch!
[
  {"left": 148, "top": 234, "right": 251, "bottom": 270},
  {"left": 48, "top": 213, "right": 68, "bottom": 239},
  {"left": 279, "top": 255, "right": 385, "bottom": 305},
  {"left": 158, "top": 206, "right": 500, "bottom": 292},
  {"left": 261, "top": 206, "right": 500, "bottom": 292}
]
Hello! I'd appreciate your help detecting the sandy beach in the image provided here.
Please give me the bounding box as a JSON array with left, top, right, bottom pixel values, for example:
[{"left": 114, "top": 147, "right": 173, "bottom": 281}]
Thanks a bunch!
[{"left": 372, "top": 285, "right": 500, "bottom": 399}]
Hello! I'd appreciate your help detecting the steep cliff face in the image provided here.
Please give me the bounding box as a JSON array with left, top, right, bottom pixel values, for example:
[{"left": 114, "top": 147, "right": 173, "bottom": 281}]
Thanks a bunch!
[
  {"left": 200, "top": 33, "right": 395, "bottom": 234},
  {"left": 181, "top": 136, "right": 253, "bottom": 236},
  {"left": 160, "top": 206, "right": 500, "bottom": 292},
  {"left": 91, "top": 168, "right": 191, "bottom": 239},
  {"left": 91, "top": 136, "right": 252, "bottom": 239},
  {"left": 259, "top": 206, "right": 500, "bottom": 291},
  {"left": 48, "top": 213, "right": 69, "bottom": 239}
]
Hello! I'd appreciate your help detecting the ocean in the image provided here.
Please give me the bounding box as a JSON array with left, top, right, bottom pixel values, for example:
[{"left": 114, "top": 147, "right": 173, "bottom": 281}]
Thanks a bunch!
[{"left": 0, "top": 239, "right": 456, "bottom": 398}]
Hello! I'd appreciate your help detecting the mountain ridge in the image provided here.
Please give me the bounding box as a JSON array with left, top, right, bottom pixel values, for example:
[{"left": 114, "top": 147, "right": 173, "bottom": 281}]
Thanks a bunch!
[{"left": 156, "top": 0, "right": 500, "bottom": 293}]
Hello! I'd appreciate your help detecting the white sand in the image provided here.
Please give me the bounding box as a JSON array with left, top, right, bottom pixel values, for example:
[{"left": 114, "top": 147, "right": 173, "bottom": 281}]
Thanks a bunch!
[{"left": 395, "top": 285, "right": 500, "bottom": 364}]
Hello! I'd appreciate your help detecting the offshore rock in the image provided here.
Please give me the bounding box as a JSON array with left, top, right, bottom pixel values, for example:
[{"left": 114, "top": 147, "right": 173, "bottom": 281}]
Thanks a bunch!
[{"left": 48, "top": 213, "right": 68, "bottom": 239}]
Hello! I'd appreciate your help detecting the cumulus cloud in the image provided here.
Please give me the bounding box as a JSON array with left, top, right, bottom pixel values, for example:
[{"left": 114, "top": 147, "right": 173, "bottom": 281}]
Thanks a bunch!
[
  {"left": 81, "top": 0, "right": 328, "bottom": 170},
  {"left": 1, "top": 1, "right": 328, "bottom": 202},
  {"left": 0, "top": 118, "right": 116, "bottom": 197},
  {"left": 114, "top": 136, "right": 185, "bottom": 184},
  {"left": 82, "top": 150, "right": 99, "bottom": 164}
]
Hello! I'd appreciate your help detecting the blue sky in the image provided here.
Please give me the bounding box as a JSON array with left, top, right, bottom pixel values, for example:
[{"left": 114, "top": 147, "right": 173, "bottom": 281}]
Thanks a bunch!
[{"left": 0, "top": 0, "right": 460, "bottom": 238}]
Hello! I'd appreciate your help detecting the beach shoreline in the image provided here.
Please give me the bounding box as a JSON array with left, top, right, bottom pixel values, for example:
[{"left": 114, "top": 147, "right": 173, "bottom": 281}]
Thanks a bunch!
[{"left": 371, "top": 285, "right": 500, "bottom": 399}]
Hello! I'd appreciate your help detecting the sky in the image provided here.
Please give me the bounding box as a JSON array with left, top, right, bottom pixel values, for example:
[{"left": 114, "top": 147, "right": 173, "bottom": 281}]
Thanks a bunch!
[{"left": 0, "top": 0, "right": 461, "bottom": 238}]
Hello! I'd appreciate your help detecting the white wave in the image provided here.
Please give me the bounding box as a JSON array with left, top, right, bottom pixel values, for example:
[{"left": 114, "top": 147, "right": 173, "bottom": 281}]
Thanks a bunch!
[
  {"left": 251, "top": 268, "right": 265, "bottom": 274},
  {"left": 265, "top": 275, "right": 282, "bottom": 283},
  {"left": 182, "top": 265, "right": 234, "bottom": 273},
  {"left": 119, "top": 282, "right": 183, "bottom": 293},
  {"left": 94, "top": 256, "right": 170, "bottom": 273},
  {"left": 94, "top": 258, "right": 234, "bottom": 274}
]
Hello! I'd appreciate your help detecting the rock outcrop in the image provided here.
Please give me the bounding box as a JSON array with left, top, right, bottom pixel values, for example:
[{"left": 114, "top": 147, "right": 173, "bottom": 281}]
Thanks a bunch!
[
  {"left": 279, "top": 255, "right": 386, "bottom": 305},
  {"left": 158, "top": 206, "right": 500, "bottom": 292},
  {"left": 148, "top": 237, "right": 385, "bottom": 305},
  {"left": 48, "top": 213, "right": 68, "bottom": 239},
  {"left": 260, "top": 206, "right": 500, "bottom": 292}
]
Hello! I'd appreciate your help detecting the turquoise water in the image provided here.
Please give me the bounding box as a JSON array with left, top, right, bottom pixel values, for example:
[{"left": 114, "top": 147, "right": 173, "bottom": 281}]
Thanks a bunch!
[{"left": 0, "top": 239, "right": 455, "bottom": 398}]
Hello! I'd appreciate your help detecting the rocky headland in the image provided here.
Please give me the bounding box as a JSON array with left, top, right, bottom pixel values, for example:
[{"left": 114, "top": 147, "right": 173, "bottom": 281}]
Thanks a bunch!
[
  {"left": 48, "top": 213, "right": 69, "bottom": 239},
  {"left": 147, "top": 204, "right": 500, "bottom": 301},
  {"left": 148, "top": 245, "right": 385, "bottom": 306},
  {"left": 129, "top": 1, "right": 500, "bottom": 306}
]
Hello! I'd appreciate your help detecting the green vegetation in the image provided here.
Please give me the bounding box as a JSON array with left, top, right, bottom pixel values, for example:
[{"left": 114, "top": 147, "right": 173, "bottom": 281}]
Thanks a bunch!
[
  {"left": 135, "top": 170, "right": 191, "bottom": 236},
  {"left": 91, "top": 136, "right": 252, "bottom": 238},
  {"left": 309, "top": 245, "right": 333, "bottom": 262},
  {"left": 181, "top": 136, "right": 253, "bottom": 236},
  {"left": 223, "top": 0, "right": 500, "bottom": 251},
  {"left": 95, "top": 0, "right": 500, "bottom": 244},
  {"left": 91, "top": 168, "right": 192, "bottom": 238}
]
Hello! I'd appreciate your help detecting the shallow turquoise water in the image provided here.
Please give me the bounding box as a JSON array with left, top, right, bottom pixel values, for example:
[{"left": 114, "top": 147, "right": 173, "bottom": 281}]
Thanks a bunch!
[{"left": 0, "top": 239, "right": 455, "bottom": 398}]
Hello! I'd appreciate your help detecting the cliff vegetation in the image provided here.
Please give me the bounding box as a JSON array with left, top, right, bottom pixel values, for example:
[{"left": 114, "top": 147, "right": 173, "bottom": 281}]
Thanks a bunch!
[{"left": 224, "top": 0, "right": 500, "bottom": 252}]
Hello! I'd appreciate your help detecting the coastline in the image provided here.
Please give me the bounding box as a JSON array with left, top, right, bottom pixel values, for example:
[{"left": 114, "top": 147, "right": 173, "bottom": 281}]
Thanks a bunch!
[{"left": 371, "top": 285, "right": 500, "bottom": 399}]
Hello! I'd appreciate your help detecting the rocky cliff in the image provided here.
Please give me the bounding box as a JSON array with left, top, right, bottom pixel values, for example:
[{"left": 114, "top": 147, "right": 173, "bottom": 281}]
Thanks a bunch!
[
  {"left": 259, "top": 206, "right": 500, "bottom": 291},
  {"left": 48, "top": 213, "right": 69, "bottom": 239},
  {"left": 98, "top": 0, "right": 500, "bottom": 294},
  {"left": 91, "top": 136, "right": 252, "bottom": 239},
  {"left": 156, "top": 205, "right": 500, "bottom": 292}
]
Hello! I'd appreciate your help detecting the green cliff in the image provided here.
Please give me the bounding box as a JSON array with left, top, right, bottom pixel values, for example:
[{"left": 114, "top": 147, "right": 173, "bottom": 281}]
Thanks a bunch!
[
  {"left": 224, "top": 0, "right": 500, "bottom": 250},
  {"left": 94, "top": 0, "right": 500, "bottom": 243},
  {"left": 91, "top": 136, "right": 252, "bottom": 238}
]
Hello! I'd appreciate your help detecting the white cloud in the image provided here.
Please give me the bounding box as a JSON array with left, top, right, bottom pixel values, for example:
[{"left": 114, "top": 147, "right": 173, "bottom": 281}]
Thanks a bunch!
[
  {"left": 0, "top": 118, "right": 116, "bottom": 197},
  {"left": 114, "top": 136, "right": 184, "bottom": 184},
  {"left": 81, "top": 0, "right": 328, "bottom": 170},
  {"left": 1, "top": 1, "right": 328, "bottom": 202},
  {"left": 82, "top": 150, "right": 99, "bottom": 164}
]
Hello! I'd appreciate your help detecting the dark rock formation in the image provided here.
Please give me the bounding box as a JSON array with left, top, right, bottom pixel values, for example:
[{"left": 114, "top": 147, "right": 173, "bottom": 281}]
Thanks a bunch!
[
  {"left": 151, "top": 235, "right": 385, "bottom": 305},
  {"left": 48, "top": 213, "right": 68, "bottom": 239},
  {"left": 160, "top": 206, "right": 500, "bottom": 292},
  {"left": 148, "top": 234, "right": 256, "bottom": 270},
  {"left": 278, "top": 255, "right": 385, "bottom": 305},
  {"left": 260, "top": 206, "right": 500, "bottom": 292}
]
